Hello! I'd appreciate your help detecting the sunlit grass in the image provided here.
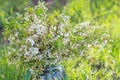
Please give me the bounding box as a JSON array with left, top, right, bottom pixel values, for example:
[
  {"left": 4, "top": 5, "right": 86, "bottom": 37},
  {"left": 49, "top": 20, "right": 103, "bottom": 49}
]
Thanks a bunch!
[
  {"left": 0, "top": 40, "right": 25, "bottom": 80},
  {"left": 0, "top": 0, "right": 120, "bottom": 80}
]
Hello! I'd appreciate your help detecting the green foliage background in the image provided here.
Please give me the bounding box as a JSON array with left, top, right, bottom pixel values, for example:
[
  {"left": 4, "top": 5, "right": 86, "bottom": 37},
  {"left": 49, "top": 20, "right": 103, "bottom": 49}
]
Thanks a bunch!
[{"left": 0, "top": 0, "right": 120, "bottom": 80}]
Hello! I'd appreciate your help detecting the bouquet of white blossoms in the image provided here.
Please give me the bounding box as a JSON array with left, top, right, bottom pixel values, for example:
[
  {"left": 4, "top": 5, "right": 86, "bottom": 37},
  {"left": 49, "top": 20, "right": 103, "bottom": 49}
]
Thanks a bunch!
[
  {"left": 4, "top": 2, "right": 71, "bottom": 75},
  {"left": 4, "top": 2, "right": 110, "bottom": 77}
]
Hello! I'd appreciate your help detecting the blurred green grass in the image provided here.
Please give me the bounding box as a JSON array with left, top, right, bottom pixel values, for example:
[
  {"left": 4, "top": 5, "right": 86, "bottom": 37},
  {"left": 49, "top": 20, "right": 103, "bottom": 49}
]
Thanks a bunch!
[
  {"left": 0, "top": 43, "right": 26, "bottom": 80},
  {"left": 0, "top": 0, "right": 120, "bottom": 80}
]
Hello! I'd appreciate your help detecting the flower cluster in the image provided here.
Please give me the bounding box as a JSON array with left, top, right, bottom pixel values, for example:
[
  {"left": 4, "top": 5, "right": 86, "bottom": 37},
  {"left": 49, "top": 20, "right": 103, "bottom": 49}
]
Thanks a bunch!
[{"left": 4, "top": 2, "right": 110, "bottom": 76}]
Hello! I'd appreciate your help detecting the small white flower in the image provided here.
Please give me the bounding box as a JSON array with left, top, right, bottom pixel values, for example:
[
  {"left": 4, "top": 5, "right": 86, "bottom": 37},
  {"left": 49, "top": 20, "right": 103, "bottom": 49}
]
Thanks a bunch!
[
  {"left": 73, "top": 29, "right": 76, "bottom": 33},
  {"left": 88, "top": 44, "right": 92, "bottom": 48},
  {"left": 26, "top": 37, "right": 35, "bottom": 46},
  {"left": 15, "top": 32, "right": 19, "bottom": 37},
  {"left": 38, "top": 25, "right": 47, "bottom": 35},
  {"left": 29, "top": 47, "right": 39, "bottom": 55},
  {"left": 24, "top": 51, "right": 30, "bottom": 56},
  {"left": 80, "top": 22, "right": 90, "bottom": 27},
  {"left": 11, "top": 36, "right": 15, "bottom": 40},
  {"left": 64, "top": 33, "right": 69, "bottom": 37}
]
